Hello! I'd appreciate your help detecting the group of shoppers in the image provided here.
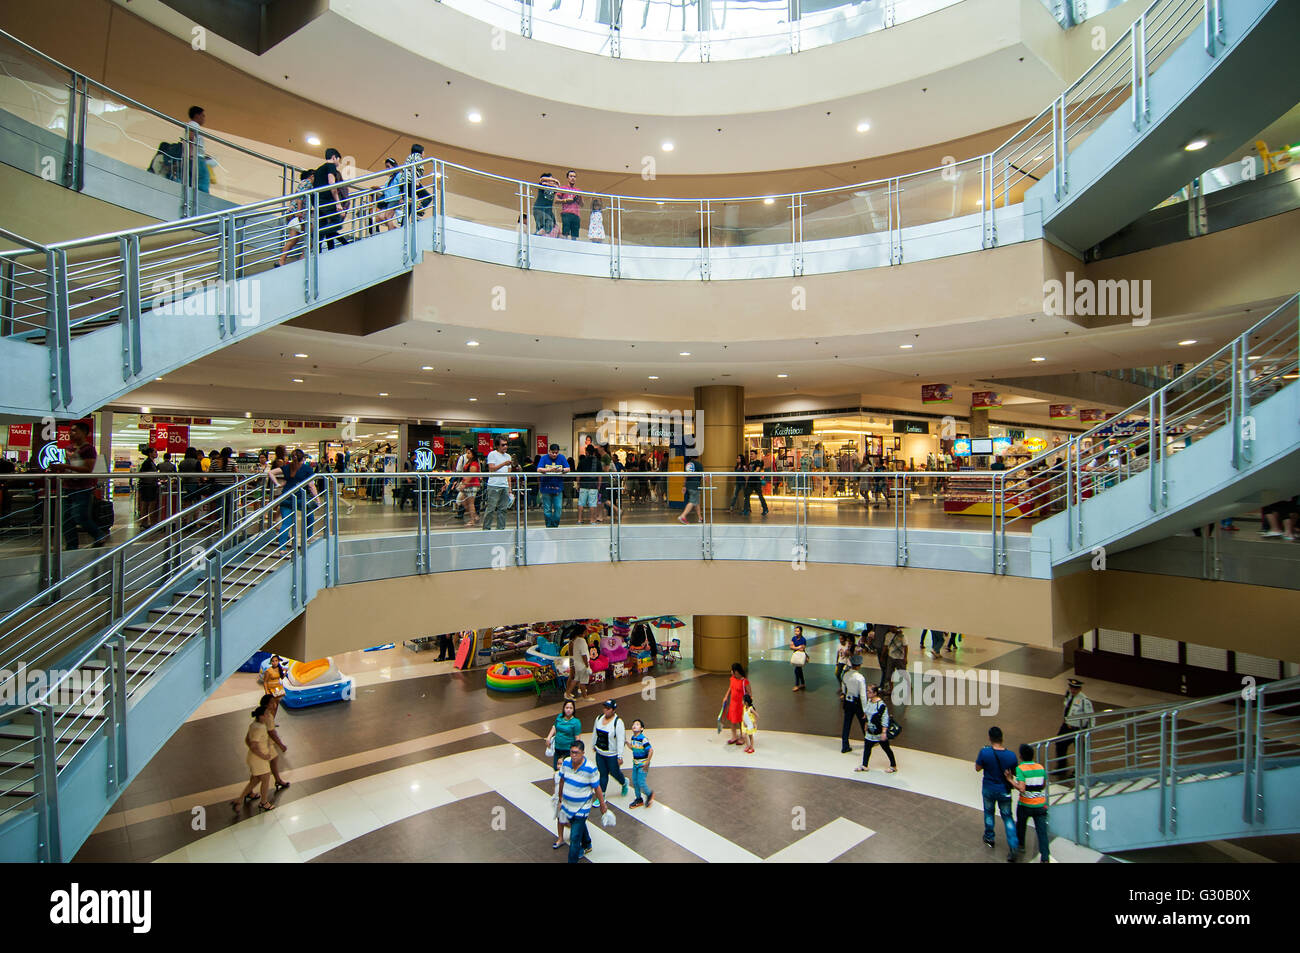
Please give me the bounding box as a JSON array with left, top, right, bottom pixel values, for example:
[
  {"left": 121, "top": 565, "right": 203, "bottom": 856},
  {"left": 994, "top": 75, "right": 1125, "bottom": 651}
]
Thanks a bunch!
[
  {"left": 546, "top": 698, "right": 655, "bottom": 863},
  {"left": 533, "top": 170, "right": 604, "bottom": 241}
]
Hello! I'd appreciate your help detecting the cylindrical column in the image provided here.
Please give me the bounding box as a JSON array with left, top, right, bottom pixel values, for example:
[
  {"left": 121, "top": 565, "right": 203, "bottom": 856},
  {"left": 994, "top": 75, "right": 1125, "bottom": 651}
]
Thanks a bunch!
[
  {"left": 692, "top": 384, "right": 744, "bottom": 470},
  {"left": 969, "top": 406, "right": 990, "bottom": 438},
  {"left": 692, "top": 614, "right": 747, "bottom": 674}
]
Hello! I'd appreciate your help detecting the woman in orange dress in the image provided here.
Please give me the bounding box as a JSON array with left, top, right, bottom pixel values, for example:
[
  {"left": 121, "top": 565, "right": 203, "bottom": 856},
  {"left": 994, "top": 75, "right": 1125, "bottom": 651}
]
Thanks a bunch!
[
  {"left": 461, "top": 449, "right": 481, "bottom": 527},
  {"left": 721, "top": 663, "right": 751, "bottom": 746}
]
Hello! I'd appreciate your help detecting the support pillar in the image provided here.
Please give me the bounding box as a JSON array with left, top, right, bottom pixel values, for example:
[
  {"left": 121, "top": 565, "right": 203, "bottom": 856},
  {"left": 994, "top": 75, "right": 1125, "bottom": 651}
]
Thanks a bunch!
[
  {"left": 969, "top": 407, "right": 989, "bottom": 438},
  {"left": 694, "top": 384, "right": 744, "bottom": 509},
  {"left": 692, "top": 614, "right": 748, "bottom": 673}
]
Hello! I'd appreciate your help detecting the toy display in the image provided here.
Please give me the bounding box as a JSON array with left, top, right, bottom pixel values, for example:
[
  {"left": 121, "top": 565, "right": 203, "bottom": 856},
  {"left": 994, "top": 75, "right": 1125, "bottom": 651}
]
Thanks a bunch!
[
  {"left": 259, "top": 655, "right": 353, "bottom": 708},
  {"left": 485, "top": 660, "right": 543, "bottom": 692}
]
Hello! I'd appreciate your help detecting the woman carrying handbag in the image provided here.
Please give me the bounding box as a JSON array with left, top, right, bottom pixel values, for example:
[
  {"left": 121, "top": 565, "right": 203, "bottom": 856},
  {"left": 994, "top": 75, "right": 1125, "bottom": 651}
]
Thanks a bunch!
[{"left": 790, "top": 624, "right": 809, "bottom": 692}]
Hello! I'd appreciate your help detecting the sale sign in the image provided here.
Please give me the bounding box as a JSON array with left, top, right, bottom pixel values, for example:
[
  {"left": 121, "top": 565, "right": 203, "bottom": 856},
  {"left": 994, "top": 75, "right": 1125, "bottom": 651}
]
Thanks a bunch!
[
  {"left": 167, "top": 425, "right": 189, "bottom": 454},
  {"left": 921, "top": 383, "right": 953, "bottom": 404},
  {"left": 430, "top": 436, "right": 445, "bottom": 455},
  {"left": 7, "top": 424, "right": 31, "bottom": 447},
  {"left": 536, "top": 434, "right": 549, "bottom": 457},
  {"left": 477, "top": 433, "right": 493, "bottom": 455},
  {"left": 150, "top": 425, "right": 169, "bottom": 451}
]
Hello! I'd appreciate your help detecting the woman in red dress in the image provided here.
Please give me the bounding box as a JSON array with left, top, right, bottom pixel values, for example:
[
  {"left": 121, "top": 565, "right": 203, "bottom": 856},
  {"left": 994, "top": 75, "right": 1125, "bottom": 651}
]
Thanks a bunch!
[
  {"left": 722, "top": 663, "right": 751, "bottom": 746},
  {"left": 461, "top": 450, "right": 481, "bottom": 527}
]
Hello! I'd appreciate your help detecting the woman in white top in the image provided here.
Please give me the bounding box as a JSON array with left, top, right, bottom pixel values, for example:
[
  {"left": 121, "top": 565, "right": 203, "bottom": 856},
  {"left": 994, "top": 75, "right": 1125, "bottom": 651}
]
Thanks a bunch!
[{"left": 856, "top": 684, "right": 898, "bottom": 773}]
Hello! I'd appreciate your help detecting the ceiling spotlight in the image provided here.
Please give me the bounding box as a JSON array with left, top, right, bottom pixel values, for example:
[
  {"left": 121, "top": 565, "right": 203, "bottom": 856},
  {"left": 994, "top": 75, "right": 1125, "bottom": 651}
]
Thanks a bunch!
[
  {"left": 467, "top": 110, "right": 483, "bottom": 123},
  {"left": 379, "top": 392, "right": 389, "bottom": 396},
  {"left": 661, "top": 141, "right": 674, "bottom": 152},
  {"left": 777, "top": 373, "right": 789, "bottom": 378},
  {"left": 899, "top": 344, "right": 913, "bottom": 350},
  {"left": 648, "top": 375, "right": 659, "bottom": 380},
  {"left": 468, "top": 397, "right": 478, "bottom": 401},
  {"left": 497, "top": 392, "right": 506, "bottom": 396},
  {"left": 466, "top": 340, "right": 480, "bottom": 347},
  {"left": 1178, "top": 339, "right": 1197, "bottom": 346},
  {"left": 292, "top": 378, "right": 304, "bottom": 383},
  {"left": 245, "top": 412, "right": 252, "bottom": 418},
  {"left": 679, "top": 351, "right": 691, "bottom": 356},
  {"left": 1184, "top": 137, "right": 1209, "bottom": 152},
  {"left": 294, "top": 353, "right": 308, "bottom": 358},
  {"left": 155, "top": 376, "right": 164, "bottom": 381},
  {"left": 305, "top": 134, "right": 321, "bottom": 147},
  {"left": 140, "top": 406, "right": 150, "bottom": 414},
  {"left": 421, "top": 365, "right": 433, "bottom": 370},
  {"left": 1031, "top": 356, "right": 1046, "bottom": 362},
  {"left": 856, "top": 121, "right": 871, "bottom": 133},
  {"left": 763, "top": 198, "right": 775, "bottom": 205}
]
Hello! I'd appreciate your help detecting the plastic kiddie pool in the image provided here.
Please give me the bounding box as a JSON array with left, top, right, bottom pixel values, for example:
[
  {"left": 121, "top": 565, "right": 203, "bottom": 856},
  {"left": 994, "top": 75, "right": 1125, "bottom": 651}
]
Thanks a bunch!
[
  {"left": 260, "top": 656, "right": 354, "bottom": 708},
  {"left": 485, "top": 660, "right": 543, "bottom": 692}
]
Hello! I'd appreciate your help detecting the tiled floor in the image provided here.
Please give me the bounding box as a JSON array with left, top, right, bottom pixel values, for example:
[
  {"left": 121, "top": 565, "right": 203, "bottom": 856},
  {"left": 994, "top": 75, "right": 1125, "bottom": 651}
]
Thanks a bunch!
[{"left": 70, "top": 619, "right": 1295, "bottom": 864}]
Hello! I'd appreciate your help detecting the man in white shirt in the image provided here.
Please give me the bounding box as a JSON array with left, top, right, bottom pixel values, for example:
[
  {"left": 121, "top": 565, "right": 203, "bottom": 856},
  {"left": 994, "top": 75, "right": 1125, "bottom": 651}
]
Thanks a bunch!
[
  {"left": 839, "top": 656, "right": 869, "bottom": 754},
  {"left": 480, "top": 437, "right": 513, "bottom": 530}
]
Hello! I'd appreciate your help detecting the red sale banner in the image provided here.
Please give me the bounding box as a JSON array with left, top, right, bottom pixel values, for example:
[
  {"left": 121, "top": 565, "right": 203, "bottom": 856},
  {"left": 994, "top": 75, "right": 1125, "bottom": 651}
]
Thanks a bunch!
[
  {"left": 477, "top": 433, "right": 493, "bottom": 455},
  {"left": 430, "top": 436, "right": 445, "bottom": 455},
  {"left": 150, "top": 425, "right": 169, "bottom": 451},
  {"left": 7, "top": 424, "right": 31, "bottom": 447},
  {"left": 536, "top": 434, "right": 549, "bottom": 456},
  {"left": 167, "top": 425, "right": 189, "bottom": 453}
]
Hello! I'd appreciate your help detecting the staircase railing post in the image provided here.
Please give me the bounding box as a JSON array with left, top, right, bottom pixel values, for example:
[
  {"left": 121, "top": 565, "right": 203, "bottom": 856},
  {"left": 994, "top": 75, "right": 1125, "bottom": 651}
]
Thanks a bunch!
[
  {"left": 35, "top": 703, "right": 61, "bottom": 863},
  {"left": 1240, "top": 692, "right": 1254, "bottom": 824},
  {"left": 1168, "top": 709, "right": 1180, "bottom": 835},
  {"left": 204, "top": 550, "right": 223, "bottom": 691},
  {"left": 1253, "top": 681, "right": 1267, "bottom": 824},
  {"left": 1158, "top": 711, "right": 1168, "bottom": 833},
  {"left": 1229, "top": 337, "right": 1242, "bottom": 469}
]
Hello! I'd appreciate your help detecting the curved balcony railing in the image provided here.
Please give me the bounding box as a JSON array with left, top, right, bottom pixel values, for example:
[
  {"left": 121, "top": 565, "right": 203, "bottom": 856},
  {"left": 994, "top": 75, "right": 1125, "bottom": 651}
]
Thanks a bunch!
[{"left": 440, "top": 0, "right": 965, "bottom": 62}]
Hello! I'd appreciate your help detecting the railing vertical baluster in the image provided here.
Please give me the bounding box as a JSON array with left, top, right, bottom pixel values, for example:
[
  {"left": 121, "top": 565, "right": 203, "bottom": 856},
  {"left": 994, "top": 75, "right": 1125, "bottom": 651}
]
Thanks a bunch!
[
  {"left": 1168, "top": 710, "right": 1180, "bottom": 835},
  {"left": 101, "top": 640, "right": 118, "bottom": 797},
  {"left": 36, "top": 704, "right": 61, "bottom": 862},
  {"left": 61, "top": 70, "right": 79, "bottom": 190}
]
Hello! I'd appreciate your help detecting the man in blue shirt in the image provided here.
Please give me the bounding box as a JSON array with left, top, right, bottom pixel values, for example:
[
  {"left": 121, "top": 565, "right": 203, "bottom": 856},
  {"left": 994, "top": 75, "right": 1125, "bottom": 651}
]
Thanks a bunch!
[
  {"left": 974, "top": 725, "right": 1020, "bottom": 861},
  {"left": 557, "top": 740, "right": 608, "bottom": 863},
  {"left": 537, "top": 442, "right": 569, "bottom": 528}
]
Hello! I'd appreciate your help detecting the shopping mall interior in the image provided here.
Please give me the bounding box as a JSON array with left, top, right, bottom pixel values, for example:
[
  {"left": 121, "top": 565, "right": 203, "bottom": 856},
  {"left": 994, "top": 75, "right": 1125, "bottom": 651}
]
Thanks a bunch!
[{"left": 0, "top": 0, "right": 1298, "bottom": 880}]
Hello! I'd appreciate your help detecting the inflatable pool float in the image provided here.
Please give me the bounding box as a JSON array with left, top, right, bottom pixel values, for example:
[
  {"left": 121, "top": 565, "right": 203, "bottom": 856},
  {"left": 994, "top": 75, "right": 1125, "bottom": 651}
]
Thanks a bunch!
[
  {"left": 486, "top": 660, "right": 543, "bottom": 692},
  {"left": 260, "top": 656, "right": 354, "bottom": 708}
]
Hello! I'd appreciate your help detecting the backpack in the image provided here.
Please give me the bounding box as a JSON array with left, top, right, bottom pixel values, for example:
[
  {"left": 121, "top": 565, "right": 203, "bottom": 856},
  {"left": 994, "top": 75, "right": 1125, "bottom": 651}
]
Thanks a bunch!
[{"left": 148, "top": 141, "right": 183, "bottom": 181}]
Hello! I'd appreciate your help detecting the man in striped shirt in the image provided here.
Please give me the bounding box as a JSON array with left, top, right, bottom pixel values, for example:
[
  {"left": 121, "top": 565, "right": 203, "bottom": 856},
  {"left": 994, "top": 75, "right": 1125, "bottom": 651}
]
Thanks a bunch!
[
  {"left": 1010, "top": 743, "right": 1050, "bottom": 863},
  {"left": 557, "top": 740, "right": 608, "bottom": 864}
]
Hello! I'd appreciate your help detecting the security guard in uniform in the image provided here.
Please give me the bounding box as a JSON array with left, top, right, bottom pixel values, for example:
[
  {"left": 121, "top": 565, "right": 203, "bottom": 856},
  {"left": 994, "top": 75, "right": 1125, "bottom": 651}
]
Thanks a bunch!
[{"left": 1053, "top": 677, "right": 1094, "bottom": 779}]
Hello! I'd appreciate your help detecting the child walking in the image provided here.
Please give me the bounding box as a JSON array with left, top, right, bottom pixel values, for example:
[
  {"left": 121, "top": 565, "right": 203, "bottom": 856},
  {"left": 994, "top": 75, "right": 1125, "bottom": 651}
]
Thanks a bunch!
[
  {"left": 741, "top": 694, "right": 758, "bottom": 753},
  {"left": 626, "top": 718, "right": 655, "bottom": 808}
]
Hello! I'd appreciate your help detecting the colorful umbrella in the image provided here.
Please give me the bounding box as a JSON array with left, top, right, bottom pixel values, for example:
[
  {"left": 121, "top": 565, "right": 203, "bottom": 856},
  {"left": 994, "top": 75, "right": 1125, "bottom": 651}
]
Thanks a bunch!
[{"left": 641, "top": 615, "right": 684, "bottom": 629}]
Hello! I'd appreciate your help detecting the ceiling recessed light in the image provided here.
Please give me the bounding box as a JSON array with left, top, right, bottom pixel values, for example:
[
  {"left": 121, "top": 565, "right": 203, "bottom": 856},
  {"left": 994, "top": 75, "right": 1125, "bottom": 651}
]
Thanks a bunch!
[
  {"left": 1184, "top": 137, "right": 1209, "bottom": 152},
  {"left": 378, "top": 392, "right": 388, "bottom": 396},
  {"left": 899, "top": 344, "right": 913, "bottom": 350},
  {"left": 421, "top": 365, "right": 433, "bottom": 370},
  {"left": 292, "top": 378, "right": 304, "bottom": 383},
  {"left": 467, "top": 110, "right": 482, "bottom": 123},
  {"left": 1031, "top": 356, "right": 1046, "bottom": 362},
  {"left": 294, "top": 353, "right": 308, "bottom": 358},
  {"left": 466, "top": 340, "right": 480, "bottom": 347},
  {"left": 777, "top": 373, "right": 789, "bottom": 378},
  {"left": 856, "top": 121, "right": 871, "bottom": 133},
  {"left": 661, "top": 141, "right": 674, "bottom": 152},
  {"left": 497, "top": 392, "right": 506, "bottom": 396},
  {"left": 763, "top": 197, "right": 775, "bottom": 205},
  {"left": 245, "top": 412, "right": 252, "bottom": 418},
  {"left": 1178, "top": 339, "right": 1197, "bottom": 346},
  {"left": 468, "top": 397, "right": 478, "bottom": 401},
  {"left": 305, "top": 134, "right": 320, "bottom": 147},
  {"left": 648, "top": 375, "right": 659, "bottom": 380},
  {"left": 154, "top": 376, "right": 164, "bottom": 380},
  {"left": 679, "top": 351, "right": 691, "bottom": 356},
  {"left": 140, "top": 406, "right": 150, "bottom": 413}
]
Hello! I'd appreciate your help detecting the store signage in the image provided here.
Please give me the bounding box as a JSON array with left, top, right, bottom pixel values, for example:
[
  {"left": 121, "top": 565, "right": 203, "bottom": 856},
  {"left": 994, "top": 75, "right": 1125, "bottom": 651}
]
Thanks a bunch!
[
  {"left": 138, "top": 415, "right": 152, "bottom": 429},
  {"left": 762, "top": 420, "right": 814, "bottom": 437},
  {"left": 1008, "top": 429, "right": 1025, "bottom": 442},
  {"left": 7, "top": 424, "right": 31, "bottom": 447},
  {"left": 921, "top": 383, "right": 953, "bottom": 404},
  {"left": 167, "top": 425, "right": 189, "bottom": 453},
  {"left": 1079, "top": 408, "right": 1108, "bottom": 423},
  {"left": 56, "top": 425, "right": 72, "bottom": 449},
  {"left": 171, "top": 417, "right": 191, "bottom": 426},
  {"left": 971, "top": 391, "right": 1001, "bottom": 409},
  {"left": 892, "top": 420, "right": 929, "bottom": 435},
  {"left": 191, "top": 417, "right": 211, "bottom": 426},
  {"left": 476, "top": 433, "right": 493, "bottom": 455},
  {"left": 536, "top": 434, "right": 549, "bottom": 456},
  {"left": 150, "top": 425, "right": 168, "bottom": 452},
  {"left": 37, "top": 443, "right": 65, "bottom": 468},
  {"left": 1049, "top": 404, "right": 1077, "bottom": 420}
]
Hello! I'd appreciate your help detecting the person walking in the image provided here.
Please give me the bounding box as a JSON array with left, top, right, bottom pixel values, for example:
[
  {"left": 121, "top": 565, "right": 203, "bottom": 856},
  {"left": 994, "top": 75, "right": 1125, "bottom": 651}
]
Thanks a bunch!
[
  {"left": 975, "top": 726, "right": 1020, "bottom": 861},
  {"left": 839, "top": 654, "right": 868, "bottom": 754},
  {"left": 566, "top": 626, "right": 591, "bottom": 700},
  {"left": 262, "top": 692, "right": 291, "bottom": 791},
  {"left": 678, "top": 456, "right": 702, "bottom": 524},
  {"left": 726, "top": 454, "right": 747, "bottom": 513},
  {"left": 231, "top": 699, "right": 277, "bottom": 812},
  {"left": 49, "top": 419, "right": 107, "bottom": 549},
  {"left": 834, "top": 635, "right": 851, "bottom": 687},
  {"left": 790, "top": 624, "right": 808, "bottom": 692},
  {"left": 313, "top": 148, "right": 350, "bottom": 250},
  {"left": 575, "top": 444, "right": 601, "bottom": 525},
  {"left": 743, "top": 455, "right": 769, "bottom": 516},
  {"left": 459, "top": 448, "right": 481, "bottom": 526},
  {"left": 856, "top": 683, "right": 898, "bottom": 773},
  {"left": 136, "top": 445, "right": 161, "bottom": 529},
  {"left": 722, "top": 663, "right": 751, "bottom": 747},
  {"left": 546, "top": 699, "right": 584, "bottom": 849},
  {"left": 1054, "top": 678, "right": 1094, "bottom": 780},
  {"left": 1011, "top": 743, "right": 1051, "bottom": 863},
  {"left": 557, "top": 740, "right": 608, "bottom": 863},
  {"left": 882, "top": 626, "right": 908, "bottom": 690},
  {"left": 591, "top": 700, "right": 629, "bottom": 798},
  {"left": 480, "top": 437, "right": 513, "bottom": 530},
  {"left": 537, "top": 442, "right": 569, "bottom": 528},
  {"left": 186, "top": 106, "right": 216, "bottom": 193},
  {"left": 741, "top": 694, "right": 758, "bottom": 753},
  {"left": 626, "top": 719, "right": 655, "bottom": 807}
]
